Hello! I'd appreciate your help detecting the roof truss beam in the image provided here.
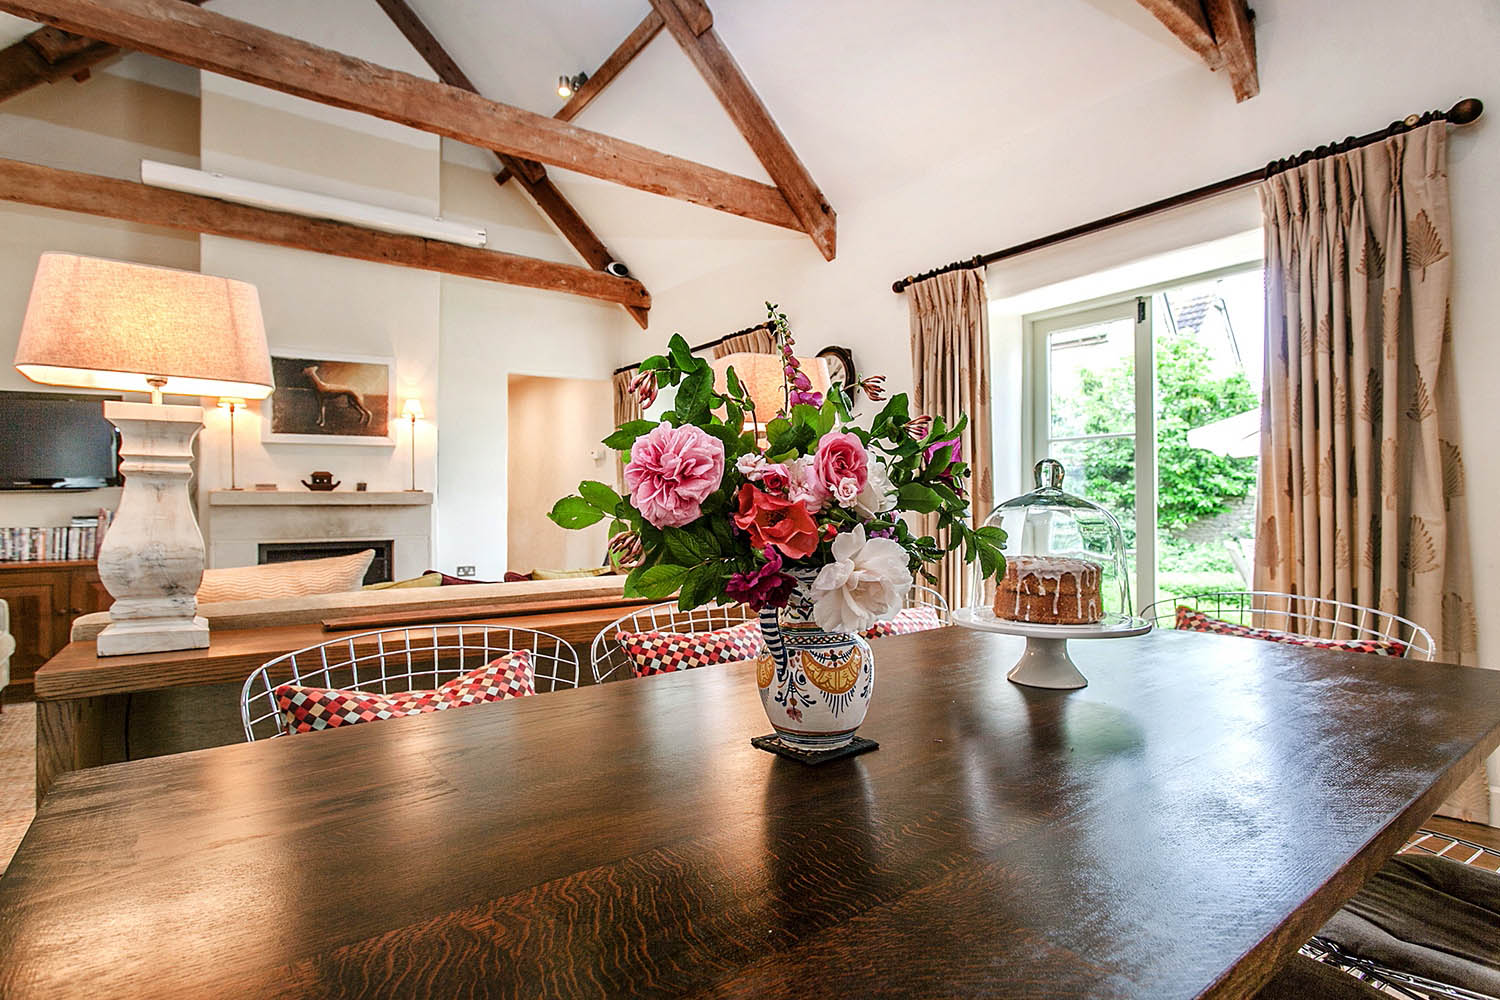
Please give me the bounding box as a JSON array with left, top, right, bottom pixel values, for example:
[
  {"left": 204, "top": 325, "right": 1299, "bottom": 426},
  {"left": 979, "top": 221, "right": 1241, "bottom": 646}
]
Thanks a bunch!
[{"left": 1137, "top": 0, "right": 1258, "bottom": 101}]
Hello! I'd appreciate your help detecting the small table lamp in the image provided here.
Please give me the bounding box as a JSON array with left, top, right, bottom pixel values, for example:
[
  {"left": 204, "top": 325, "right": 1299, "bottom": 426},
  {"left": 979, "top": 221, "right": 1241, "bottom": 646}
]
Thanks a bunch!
[
  {"left": 401, "top": 397, "right": 424, "bottom": 492},
  {"left": 709, "top": 352, "right": 830, "bottom": 431},
  {"left": 15, "top": 253, "right": 272, "bottom": 656},
  {"left": 216, "top": 397, "right": 246, "bottom": 490}
]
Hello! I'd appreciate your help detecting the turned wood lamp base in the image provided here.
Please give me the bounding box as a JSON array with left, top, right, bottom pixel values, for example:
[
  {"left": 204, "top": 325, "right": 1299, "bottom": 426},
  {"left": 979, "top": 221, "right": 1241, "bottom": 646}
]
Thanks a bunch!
[{"left": 95, "top": 400, "right": 210, "bottom": 657}]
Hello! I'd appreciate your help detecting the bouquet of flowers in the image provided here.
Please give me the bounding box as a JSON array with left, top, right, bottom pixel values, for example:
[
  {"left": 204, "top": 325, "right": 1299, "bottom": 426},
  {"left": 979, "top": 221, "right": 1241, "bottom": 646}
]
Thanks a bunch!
[{"left": 549, "top": 305, "right": 1006, "bottom": 634}]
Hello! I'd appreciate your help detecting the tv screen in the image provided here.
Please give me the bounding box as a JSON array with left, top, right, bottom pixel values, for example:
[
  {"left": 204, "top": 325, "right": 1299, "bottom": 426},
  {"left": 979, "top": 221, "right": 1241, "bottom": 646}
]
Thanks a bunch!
[{"left": 0, "top": 391, "right": 121, "bottom": 489}]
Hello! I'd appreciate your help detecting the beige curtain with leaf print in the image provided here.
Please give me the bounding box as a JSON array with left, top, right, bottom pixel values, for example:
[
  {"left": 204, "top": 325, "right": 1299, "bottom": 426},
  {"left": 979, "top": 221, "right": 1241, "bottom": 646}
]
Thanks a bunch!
[
  {"left": 1256, "top": 122, "right": 1484, "bottom": 820},
  {"left": 909, "top": 268, "right": 994, "bottom": 608},
  {"left": 711, "top": 325, "right": 777, "bottom": 358}
]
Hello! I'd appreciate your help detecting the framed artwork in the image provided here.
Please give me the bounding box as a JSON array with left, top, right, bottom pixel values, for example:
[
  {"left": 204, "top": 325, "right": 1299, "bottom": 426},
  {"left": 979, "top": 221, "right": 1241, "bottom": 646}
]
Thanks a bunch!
[{"left": 262, "top": 351, "right": 395, "bottom": 446}]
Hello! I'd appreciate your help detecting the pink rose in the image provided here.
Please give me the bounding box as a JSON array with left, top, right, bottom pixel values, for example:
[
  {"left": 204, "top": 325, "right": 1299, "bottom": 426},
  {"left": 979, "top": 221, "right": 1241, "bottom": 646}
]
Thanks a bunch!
[
  {"left": 814, "top": 432, "right": 868, "bottom": 495},
  {"left": 833, "top": 476, "right": 860, "bottom": 508},
  {"left": 786, "top": 456, "right": 828, "bottom": 513},
  {"left": 623, "top": 423, "right": 725, "bottom": 528}
]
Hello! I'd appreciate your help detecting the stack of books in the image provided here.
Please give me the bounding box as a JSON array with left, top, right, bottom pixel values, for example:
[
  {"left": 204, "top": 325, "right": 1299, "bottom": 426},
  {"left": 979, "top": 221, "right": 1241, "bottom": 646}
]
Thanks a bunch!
[{"left": 0, "top": 509, "right": 114, "bottom": 563}]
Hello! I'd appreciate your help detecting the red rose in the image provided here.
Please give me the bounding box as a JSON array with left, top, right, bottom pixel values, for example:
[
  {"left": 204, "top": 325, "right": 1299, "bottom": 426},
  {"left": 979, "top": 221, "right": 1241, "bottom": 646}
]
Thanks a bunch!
[{"left": 733, "top": 484, "right": 820, "bottom": 560}]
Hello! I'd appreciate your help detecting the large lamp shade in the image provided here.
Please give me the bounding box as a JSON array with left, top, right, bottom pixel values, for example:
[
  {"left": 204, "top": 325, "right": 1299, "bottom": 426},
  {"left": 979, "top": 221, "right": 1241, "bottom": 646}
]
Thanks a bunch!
[
  {"left": 14, "top": 252, "right": 273, "bottom": 399},
  {"left": 710, "top": 352, "right": 830, "bottom": 422}
]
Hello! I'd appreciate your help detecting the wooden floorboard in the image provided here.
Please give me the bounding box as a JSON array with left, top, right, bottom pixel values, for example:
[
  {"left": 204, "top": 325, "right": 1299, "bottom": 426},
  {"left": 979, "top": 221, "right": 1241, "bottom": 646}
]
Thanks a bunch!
[{"left": 0, "top": 697, "right": 35, "bottom": 876}]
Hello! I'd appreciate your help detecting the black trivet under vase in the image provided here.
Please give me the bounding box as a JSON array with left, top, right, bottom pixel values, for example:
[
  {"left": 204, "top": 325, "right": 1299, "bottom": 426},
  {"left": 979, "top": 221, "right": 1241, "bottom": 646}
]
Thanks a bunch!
[{"left": 750, "top": 733, "right": 879, "bottom": 765}]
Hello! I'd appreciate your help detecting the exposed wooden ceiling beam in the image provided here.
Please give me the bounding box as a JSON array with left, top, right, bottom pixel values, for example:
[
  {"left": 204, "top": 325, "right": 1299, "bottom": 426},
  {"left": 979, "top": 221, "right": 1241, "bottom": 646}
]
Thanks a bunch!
[
  {"left": 371, "top": 0, "right": 648, "bottom": 329},
  {"left": 0, "top": 0, "right": 803, "bottom": 233},
  {"left": 1136, "top": 0, "right": 1258, "bottom": 102},
  {"left": 555, "top": 9, "right": 663, "bottom": 124},
  {"left": 0, "top": 0, "right": 205, "bottom": 102},
  {"left": 0, "top": 156, "right": 652, "bottom": 308},
  {"left": 648, "top": 0, "right": 836, "bottom": 260},
  {"left": 1202, "top": 0, "right": 1257, "bottom": 101}
]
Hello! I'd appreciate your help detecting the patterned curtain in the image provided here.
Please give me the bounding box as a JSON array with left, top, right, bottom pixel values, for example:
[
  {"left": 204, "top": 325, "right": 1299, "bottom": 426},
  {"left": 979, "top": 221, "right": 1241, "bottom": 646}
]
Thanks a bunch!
[
  {"left": 1256, "top": 122, "right": 1483, "bottom": 820},
  {"left": 711, "top": 324, "right": 777, "bottom": 358},
  {"left": 908, "top": 268, "right": 994, "bottom": 608}
]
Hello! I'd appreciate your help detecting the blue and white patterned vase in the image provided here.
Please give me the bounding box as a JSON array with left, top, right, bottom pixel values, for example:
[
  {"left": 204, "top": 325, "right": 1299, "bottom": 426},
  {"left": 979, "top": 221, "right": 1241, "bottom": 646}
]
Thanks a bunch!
[{"left": 756, "top": 567, "right": 874, "bottom": 751}]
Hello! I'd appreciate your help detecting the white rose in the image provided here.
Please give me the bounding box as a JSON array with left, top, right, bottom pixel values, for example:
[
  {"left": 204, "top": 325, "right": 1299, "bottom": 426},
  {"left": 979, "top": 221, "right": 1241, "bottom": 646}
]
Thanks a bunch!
[
  {"left": 809, "top": 524, "right": 914, "bottom": 633},
  {"left": 833, "top": 476, "right": 861, "bottom": 508},
  {"left": 735, "top": 453, "right": 764, "bottom": 478},
  {"left": 855, "top": 461, "right": 897, "bottom": 517}
]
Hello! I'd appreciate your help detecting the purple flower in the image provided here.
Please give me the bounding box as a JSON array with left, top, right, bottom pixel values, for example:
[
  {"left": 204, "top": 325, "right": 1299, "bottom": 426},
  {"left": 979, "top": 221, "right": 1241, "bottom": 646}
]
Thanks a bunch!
[
  {"left": 869, "top": 526, "right": 896, "bottom": 540},
  {"left": 924, "top": 437, "right": 961, "bottom": 465},
  {"left": 788, "top": 389, "right": 823, "bottom": 408},
  {"left": 724, "top": 548, "right": 797, "bottom": 610}
]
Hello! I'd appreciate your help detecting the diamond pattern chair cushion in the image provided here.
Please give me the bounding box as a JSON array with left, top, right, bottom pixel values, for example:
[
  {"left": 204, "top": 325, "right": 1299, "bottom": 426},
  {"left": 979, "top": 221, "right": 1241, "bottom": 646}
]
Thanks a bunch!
[
  {"left": 275, "top": 650, "right": 534, "bottom": 734},
  {"left": 616, "top": 620, "right": 763, "bottom": 677},
  {"left": 1175, "top": 606, "right": 1408, "bottom": 657},
  {"left": 861, "top": 605, "right": 943, "bottom": 639}
]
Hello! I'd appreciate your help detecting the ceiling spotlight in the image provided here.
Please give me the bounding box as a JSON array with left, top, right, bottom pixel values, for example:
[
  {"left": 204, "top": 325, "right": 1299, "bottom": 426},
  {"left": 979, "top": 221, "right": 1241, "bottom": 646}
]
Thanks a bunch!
[{"left": 557, "top": 71, "right": 588, "bottom": 99}]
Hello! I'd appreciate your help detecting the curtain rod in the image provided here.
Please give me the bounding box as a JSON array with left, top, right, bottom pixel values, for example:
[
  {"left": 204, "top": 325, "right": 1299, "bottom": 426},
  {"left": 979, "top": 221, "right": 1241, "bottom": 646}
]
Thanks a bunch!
[
  {"left": 891, "top": 97, "right": 1484, "bottom": 294},
  {"left": 613, "top": 320, "right": 773, "bottom": 376}
]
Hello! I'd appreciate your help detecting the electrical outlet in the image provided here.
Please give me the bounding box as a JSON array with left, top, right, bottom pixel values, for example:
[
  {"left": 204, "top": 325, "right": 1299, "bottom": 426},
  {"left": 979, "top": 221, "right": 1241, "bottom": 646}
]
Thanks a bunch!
[{"left": 455, "top": 565, "right": 476, "bottom": 577}]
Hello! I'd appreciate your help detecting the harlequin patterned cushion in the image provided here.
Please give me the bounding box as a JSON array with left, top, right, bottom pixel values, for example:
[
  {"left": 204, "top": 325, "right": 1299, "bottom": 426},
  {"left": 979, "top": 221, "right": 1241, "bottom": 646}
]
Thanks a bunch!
[
  {"left": 860, "top": 605, "right": 943, "bottom": 639},
  {"left": 616, "top": 620, "right": 764, "bottom": 677},
  {"left": 275, "top": 650, "right": 535, "bottom": 734},
  {"left": 1174, "top": 606, "right": 1408, "bottom": 657}
]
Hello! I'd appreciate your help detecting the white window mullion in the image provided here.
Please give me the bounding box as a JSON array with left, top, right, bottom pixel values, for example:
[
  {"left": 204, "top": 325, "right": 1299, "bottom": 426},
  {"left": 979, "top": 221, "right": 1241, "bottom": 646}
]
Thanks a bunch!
[{"left": 1133, "top": 296, "right": 1157, "bottom": 615}]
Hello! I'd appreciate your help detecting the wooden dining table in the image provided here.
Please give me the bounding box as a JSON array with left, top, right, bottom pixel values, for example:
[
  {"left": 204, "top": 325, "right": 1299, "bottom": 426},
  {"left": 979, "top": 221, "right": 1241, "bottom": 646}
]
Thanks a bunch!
[{"left": 2, "top": 626, "right": 1498, "bottom": 998}]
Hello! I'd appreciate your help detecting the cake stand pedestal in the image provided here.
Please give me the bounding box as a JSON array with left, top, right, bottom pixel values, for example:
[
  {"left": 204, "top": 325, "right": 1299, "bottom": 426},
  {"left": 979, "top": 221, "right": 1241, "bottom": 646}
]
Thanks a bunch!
[{"left": 951, "top": 610, "right": 1152, "bottom": 689}]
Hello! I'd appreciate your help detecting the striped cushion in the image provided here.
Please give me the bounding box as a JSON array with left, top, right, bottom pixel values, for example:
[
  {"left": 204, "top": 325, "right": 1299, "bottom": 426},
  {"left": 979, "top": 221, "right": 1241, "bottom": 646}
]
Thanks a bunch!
[
  {"left": 275, "top": 650, "right": 533, "bottom": 735},
  {"left": 1174, "top": 606, "right": 1408, "bottom": 657},
  {"left": 198, "top": 550, "right": 374, "bottom": 603},
  {"left": 861, "top": 605, "right": 943, "bottom": 639},
  {"left": 616, "top": 620, "right": 763, "bottom": 677}
]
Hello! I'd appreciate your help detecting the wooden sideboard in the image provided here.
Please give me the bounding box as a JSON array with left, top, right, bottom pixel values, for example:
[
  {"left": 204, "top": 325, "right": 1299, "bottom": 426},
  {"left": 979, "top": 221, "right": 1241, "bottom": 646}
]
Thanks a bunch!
[{"left": 0, "top": 561, "right": 107, "bottom": 700}]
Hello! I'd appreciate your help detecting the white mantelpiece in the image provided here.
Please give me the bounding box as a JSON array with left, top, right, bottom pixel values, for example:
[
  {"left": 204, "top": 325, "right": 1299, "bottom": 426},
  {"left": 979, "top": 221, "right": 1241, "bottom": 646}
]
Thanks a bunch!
[{"left": 204, "top": 490, "right": 433, "bottom": 580}]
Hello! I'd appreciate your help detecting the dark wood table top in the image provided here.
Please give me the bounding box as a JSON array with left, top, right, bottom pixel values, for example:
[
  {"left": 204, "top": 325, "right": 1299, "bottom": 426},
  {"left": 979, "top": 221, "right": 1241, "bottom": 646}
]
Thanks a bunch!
[{"left": 4, "top": 627, "right": 1498, "bottom": 998}]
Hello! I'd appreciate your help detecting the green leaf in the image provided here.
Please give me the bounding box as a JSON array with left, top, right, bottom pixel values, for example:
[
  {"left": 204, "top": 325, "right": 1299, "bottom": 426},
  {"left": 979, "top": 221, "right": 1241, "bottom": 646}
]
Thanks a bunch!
[
  {"left": 548, "top": 496, "right": 606, "bottom": 530},
  {"left": 662, "top": 529, "right": 706, "bottom": 567},
  {"left": 725, "top": 365, "right": 743, "bottom": 398},
  {"left": 765, "top": 417, "right": 792, "bottom": 450},
  {"left": 626, "top": 563, "right": 689, "bottom": 600},
  {"left": 673, "top": 370, "right": 713, "bottom": 423},
  {"left": 897, "top": 482, "right": 943, "bottom": 514},
  {"left": 667, "top": 333, "right": 695, "bottom": 370},
  {"left": 579, "top": 480, "right": 622, "bottom": 512},
  {"left": 603, "top": 420, "right": 658, "bottom": 451}
]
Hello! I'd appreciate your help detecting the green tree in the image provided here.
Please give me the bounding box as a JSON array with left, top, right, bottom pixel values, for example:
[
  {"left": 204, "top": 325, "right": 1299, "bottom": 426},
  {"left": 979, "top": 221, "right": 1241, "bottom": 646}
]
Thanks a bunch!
[{"left": 1054, "top": 326, "right": 1257, "bottom": 532}]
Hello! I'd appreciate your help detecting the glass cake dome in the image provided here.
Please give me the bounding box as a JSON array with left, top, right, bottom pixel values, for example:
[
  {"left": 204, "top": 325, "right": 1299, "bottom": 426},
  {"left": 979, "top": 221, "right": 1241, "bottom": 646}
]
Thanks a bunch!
[{"left": 967, "top": 459, "right": 1134, "bottom": 627}]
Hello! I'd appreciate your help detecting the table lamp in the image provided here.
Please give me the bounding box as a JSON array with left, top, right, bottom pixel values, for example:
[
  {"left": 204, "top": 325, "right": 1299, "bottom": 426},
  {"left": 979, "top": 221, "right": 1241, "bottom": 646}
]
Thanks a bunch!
[
  {"left": 14, "top": 252, "right": 273, "bottom": 656},
  {"left": 401, "top": 397, "right": 424, "bottom": 492},
  {"left": 216, "top": 396, "right": 246, "bottom": 490},
  {"left": 709, "top": 352, "right": 830, "bottom": 432}
]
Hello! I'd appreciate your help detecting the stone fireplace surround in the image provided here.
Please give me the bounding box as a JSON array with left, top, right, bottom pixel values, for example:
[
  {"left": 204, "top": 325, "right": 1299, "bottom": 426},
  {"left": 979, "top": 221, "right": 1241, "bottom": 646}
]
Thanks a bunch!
[{"left": 204, "top": 491, "right": 433, "bottom": 582}]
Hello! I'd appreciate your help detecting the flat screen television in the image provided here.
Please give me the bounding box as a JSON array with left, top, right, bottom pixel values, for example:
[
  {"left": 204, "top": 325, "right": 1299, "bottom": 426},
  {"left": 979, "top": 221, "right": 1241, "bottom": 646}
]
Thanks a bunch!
[{"left": 0, "top": 391, "right": 121, "bottom": 490}]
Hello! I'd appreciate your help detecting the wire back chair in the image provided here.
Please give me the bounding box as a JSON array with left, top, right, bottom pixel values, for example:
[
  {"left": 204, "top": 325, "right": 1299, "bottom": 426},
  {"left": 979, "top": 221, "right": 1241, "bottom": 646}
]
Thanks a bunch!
[
  {"left": 903, "top": 583, "right": 951, "bottom": 623},
  {"left": 589, "top": 602, "right": 755, "bottom": 684},
  {"left": 1140, "top": 590, "right": 1434, "bottom": 661},
  {"left": 241, "top": 624, "right": 580, "bottom": 741},
  {"left": 1300, "top": 827, "right": 1500, "bottom": 1000},
  {"left": 1144, "top": 592, "right": 1490, "bottom": 998}
]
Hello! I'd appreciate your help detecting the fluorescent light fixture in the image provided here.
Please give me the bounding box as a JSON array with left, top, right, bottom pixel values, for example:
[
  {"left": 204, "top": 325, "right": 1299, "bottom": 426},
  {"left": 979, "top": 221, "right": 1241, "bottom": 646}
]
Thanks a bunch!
[{"left": 140, "top": 160, "right": 487, "bottom": 248}]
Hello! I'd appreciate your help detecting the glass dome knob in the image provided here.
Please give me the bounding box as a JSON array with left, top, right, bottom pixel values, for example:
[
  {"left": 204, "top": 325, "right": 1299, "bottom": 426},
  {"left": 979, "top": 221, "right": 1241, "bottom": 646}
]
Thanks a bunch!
[{"left": 1033, "top": 458, "right": 1065, "bottom": 491}]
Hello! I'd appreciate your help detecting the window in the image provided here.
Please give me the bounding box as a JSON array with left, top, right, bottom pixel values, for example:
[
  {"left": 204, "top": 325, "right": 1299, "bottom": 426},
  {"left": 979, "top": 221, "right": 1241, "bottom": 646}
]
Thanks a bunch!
[{"left": 1024, "top": 264, "right": 1264, "bottom": 613}]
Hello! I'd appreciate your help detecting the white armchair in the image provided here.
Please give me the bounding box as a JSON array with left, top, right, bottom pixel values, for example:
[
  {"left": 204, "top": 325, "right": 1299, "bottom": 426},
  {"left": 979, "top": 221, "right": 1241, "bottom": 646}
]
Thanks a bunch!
[{"left": 0, "top": 599, "right": 12, "bottom": 711}]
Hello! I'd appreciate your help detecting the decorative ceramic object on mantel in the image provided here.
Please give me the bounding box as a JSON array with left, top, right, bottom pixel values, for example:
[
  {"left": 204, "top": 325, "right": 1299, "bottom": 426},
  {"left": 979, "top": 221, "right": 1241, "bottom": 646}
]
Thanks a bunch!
[
  {"left": 301, "top": 471, "right": 340, "bottom": 491},
  {"left": 552, "top": 303, "right": 1007, "bottom": 753}
]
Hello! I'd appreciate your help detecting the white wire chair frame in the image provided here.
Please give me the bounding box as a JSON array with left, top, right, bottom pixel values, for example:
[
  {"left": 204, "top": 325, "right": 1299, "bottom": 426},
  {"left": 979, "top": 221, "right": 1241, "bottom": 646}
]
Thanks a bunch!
[
  {"left": 241, "top": 624, "right": 580, "bottom": 742},
  {"left": 1140, "top": 590, "right": 1435, "bottom": 661},
  {"left": 589, "top": 601, "right": 756, "bottom": 684},
  {"left": 588, "top": 585, "right": 953, "bottom": 684},
  {"left": 1300, "top": 828, "right": 1500, "bottom": 1000}
]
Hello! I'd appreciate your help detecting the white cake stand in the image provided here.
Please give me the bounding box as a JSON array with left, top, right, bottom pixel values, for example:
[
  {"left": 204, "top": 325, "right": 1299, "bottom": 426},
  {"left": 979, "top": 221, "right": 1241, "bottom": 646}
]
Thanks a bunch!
[{"left": 952, "top": 609, "right": 1153, "bottom": 689}]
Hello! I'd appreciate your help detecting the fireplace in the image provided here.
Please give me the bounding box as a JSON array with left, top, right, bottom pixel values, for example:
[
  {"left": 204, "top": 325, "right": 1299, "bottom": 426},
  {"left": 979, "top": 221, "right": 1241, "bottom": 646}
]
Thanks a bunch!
[{"left": 258, "top": 539, "right": 394, "bottom": 586}]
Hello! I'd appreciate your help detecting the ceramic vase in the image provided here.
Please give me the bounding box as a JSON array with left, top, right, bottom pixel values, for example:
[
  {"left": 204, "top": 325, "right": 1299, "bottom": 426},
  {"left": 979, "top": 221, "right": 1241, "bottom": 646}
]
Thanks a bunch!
[{"left": 755, "top": 568, "right": 874, "bottom": 751}]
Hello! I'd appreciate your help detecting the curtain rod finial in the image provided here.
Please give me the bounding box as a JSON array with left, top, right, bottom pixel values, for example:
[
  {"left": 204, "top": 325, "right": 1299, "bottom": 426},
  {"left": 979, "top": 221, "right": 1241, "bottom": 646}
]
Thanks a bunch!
[{"left": 1448, "top": 97, "right": 1483, "bottom": 125}]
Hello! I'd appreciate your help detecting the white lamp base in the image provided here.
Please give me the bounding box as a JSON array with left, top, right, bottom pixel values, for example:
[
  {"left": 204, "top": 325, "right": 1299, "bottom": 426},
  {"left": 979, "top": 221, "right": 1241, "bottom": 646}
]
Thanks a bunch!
[{"left": 95, "top": 400, "right": 210, "bottom": 657}]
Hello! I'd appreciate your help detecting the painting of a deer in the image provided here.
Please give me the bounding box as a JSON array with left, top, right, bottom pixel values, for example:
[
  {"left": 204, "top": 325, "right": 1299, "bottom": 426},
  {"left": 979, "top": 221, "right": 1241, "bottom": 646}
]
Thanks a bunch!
[{"left": 303, "top": 365, "right": 372, "bottom": 428}]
